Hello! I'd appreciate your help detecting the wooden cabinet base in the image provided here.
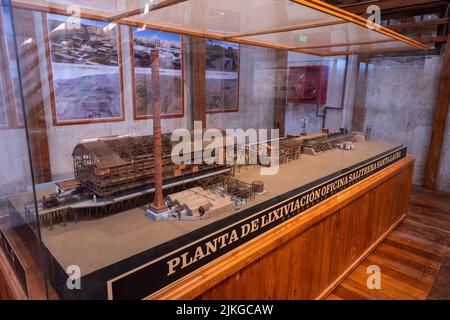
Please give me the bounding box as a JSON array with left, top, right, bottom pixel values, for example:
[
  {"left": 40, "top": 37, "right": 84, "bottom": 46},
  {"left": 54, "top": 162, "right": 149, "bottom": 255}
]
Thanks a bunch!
[{"left": 150, "top": 156, "right": 414, "bottom": 300}]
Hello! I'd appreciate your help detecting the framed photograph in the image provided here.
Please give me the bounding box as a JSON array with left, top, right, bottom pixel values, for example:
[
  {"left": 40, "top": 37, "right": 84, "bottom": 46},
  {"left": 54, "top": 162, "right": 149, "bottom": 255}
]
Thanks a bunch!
[
  {"left": 130, "top": 27, "right": 184, "bottom": 119},
  {"left": 44, "top": 13, "right": 125, "bottom": 125},
  {"left": 205, "top": 39, "right": 239, "bottom": 113}
]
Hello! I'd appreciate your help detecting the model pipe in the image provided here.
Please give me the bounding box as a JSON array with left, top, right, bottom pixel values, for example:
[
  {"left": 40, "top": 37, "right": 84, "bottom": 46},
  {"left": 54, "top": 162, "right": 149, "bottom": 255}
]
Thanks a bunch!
[
  {"left": 149, "top": 49, "right": 167, "bottom": 214},
  {"left": 316, "top": 55, "right": 350, "bottom": 129}
]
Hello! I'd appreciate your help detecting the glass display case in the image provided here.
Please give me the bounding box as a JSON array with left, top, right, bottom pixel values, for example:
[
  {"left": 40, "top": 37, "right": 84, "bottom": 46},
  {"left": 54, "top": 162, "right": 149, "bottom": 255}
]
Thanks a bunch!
[{"left": 0, "top": 0, "right": 427, "bottom": 300}]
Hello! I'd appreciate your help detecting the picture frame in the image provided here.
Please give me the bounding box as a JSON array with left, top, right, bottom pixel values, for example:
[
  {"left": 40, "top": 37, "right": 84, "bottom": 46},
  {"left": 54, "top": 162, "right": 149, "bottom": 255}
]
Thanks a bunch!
[
  {"left": 205, "top": 39, "right": 239, "bottom": 113},
  {"left": 44, "top": 13, "right": 125, "bottom": 126}
]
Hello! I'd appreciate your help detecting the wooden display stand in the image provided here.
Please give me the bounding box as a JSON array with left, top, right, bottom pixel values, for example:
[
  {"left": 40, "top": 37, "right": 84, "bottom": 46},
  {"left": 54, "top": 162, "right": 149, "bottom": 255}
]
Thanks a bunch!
[
  {"left": 149, "top": 156, "right": 414, "bottom": 300},
  {"left": 0, "top": 157, "right": 414, "bottom": 300}
]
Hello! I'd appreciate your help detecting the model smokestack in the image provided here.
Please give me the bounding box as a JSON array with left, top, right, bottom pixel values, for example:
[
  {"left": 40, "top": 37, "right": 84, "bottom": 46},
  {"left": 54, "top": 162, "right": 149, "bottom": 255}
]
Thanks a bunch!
[{"left": 149, "top": 49, "right": 167, "bottom": 214}]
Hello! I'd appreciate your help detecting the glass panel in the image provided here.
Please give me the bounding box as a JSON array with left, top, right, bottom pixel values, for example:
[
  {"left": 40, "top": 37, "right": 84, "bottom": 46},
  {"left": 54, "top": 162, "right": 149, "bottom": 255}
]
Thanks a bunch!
[
  {"left": 123, "top": 0, "right": 342, "bottom": 35},
  {"left": 0, "top": 0, "right": 49, "bottom": 299},
  {"left": 0, "top": 0, "right": 431, "bottom": 300},
  {"left": 243, "top": 22, "right": 394, "bottom": 49},
  {"left": 45, "top": 13, "right": 123, "bottom": 124}
]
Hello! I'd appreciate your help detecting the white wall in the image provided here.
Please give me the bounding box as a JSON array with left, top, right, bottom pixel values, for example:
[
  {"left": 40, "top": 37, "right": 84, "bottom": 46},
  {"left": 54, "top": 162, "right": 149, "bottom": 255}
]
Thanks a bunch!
[
  {"left": 359, "top": 55, "right": 442, "bottom": 186},
  {"left": 437, "top": 102, "right": 450, "bottom": 192},
  {"left": 0, "top": 128, "right": 32, "bottom": 197}
]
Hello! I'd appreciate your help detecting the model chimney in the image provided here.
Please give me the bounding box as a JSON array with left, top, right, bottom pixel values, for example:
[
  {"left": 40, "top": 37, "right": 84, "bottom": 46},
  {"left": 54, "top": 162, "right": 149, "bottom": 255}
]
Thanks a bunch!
[{"left": 149, "top": 49, "right": 167, "bottom": 214}]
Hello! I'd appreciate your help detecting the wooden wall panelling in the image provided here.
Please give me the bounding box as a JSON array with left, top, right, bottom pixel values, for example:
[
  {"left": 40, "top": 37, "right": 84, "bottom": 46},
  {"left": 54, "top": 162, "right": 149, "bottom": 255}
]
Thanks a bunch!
[
  {"left": 274, "top": 50, "right": 288, "bottom": 137},
  {"left": 424, "top": 31, "right": 450, "bottom": 190},
  {"left": 12, "top": 8, "right": 51, "bottom": 183}
]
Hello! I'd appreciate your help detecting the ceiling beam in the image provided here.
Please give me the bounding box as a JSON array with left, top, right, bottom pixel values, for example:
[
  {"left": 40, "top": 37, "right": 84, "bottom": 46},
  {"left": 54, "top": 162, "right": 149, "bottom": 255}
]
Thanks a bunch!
[
  {"left": 331, "top": 0, "right": 447, "bottom": 15},
  {"left": 291, "top": 0, "right": 428, "bottom": 50}
]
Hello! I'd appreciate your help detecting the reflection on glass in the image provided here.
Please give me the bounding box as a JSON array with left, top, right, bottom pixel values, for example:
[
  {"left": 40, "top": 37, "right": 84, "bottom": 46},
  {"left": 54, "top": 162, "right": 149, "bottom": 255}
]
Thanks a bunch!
[{"left": 132, "top": 28, "right": 183, "bottom": 118}]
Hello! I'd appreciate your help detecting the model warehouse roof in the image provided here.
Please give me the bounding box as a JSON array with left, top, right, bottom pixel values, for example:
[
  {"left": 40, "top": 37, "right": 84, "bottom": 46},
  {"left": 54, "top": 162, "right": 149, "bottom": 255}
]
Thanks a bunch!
[{"left": 11, "top": 0, "right": 428, "bottom": 56}]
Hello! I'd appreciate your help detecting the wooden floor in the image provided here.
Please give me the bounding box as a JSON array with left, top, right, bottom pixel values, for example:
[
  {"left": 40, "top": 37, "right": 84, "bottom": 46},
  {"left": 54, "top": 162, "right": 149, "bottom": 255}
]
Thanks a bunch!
[{"left": 327, "top": 186, "right": 450, "bottom": 300}]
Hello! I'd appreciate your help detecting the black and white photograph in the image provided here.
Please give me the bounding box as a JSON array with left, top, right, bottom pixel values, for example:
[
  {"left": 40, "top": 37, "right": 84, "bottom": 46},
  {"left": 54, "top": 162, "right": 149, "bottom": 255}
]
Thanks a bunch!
[
  {"left": 205, "top": 39, "right": 239, "bottom": 112},
  {"left": 46, "top": 13, "right": 123, "bottom": 124}
]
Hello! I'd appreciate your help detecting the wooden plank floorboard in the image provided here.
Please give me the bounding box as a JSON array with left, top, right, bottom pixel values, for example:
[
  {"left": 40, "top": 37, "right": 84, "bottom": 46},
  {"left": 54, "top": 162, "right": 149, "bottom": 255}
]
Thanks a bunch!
[{"left": 327, "top": 187, "right": 450, "bottom": 300}]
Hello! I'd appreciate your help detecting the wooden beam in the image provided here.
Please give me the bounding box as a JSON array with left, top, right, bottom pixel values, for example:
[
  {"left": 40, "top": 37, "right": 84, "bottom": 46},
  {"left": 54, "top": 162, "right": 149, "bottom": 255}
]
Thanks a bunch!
[
  {"left": 223, "top": 20, "right": 345, "bottom": 40},
  {"left": 316, "top": 45, "right": 429, "bottom": 56},
  {"left": 424, "top": 32, "right": 450, "bottom": 190},
  {"left": 290, "top": 0, "right": 428, "bottom": 50},
  {"left": 387, "top": 17, "right": 450, "bottom": 31},
  {"left": 417, "top": 35, "right": 449, "bottom": 44},
  {"left": 190, "top": 37, "right": 206, "bottom": 128},
  {"left": 293, "top": 38, "right": 397, "bottom": 50}
]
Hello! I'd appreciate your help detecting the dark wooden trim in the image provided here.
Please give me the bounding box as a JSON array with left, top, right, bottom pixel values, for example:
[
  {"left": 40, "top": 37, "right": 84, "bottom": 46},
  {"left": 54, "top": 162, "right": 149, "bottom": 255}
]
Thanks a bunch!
[
  {"left": 290, "top": 0, "right": 428, "bottom": 50},
  {"left": 11, "top": 1, "right": 425, "bottom": 57},
  {"left": 43, "top": 13, "right": 126, "bottom": 126},
  {"left": 424, "top": 32, "right": 450, "bottom": 190},
  {"left": 0, "top": 4, "right": 22, "bottom": 129},
  {"left": 333, "top": 0, "right": 447, "bottom": 15},
  {"left": 306, "top": 35, "right": 445, "bottom": 55},
  {"left": 129, "top": 27, "right": 185, "bottom": 120},
  {"left": 149, "top": 156, "right": 415, "bottom": 299},
  {"left": 205, "top": 40, "right": 240, "bottom": 114},
  {"left": 387, "top": 17, "right": 450, "bottom": 30},
  {"left": 274, "top": 51, "right": 288, "bottom": 137}
]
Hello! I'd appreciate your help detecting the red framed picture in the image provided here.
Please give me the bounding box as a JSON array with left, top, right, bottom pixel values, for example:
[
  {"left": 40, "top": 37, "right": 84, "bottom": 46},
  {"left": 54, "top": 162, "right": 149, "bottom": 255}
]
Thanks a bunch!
[{"left": 287, "top": 66, "right": 328, "bottom": 105}]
